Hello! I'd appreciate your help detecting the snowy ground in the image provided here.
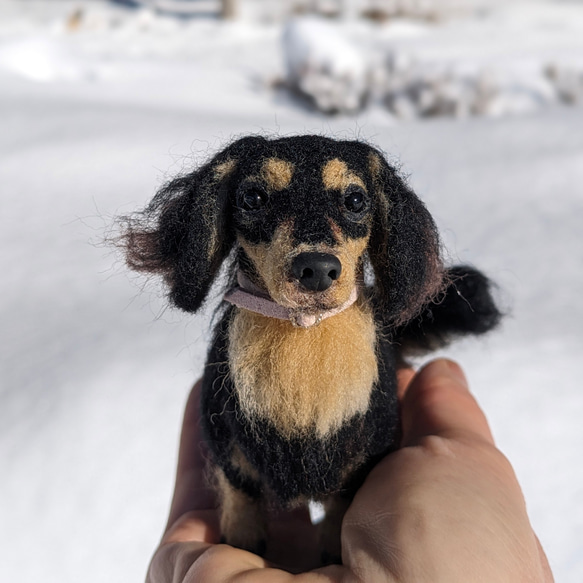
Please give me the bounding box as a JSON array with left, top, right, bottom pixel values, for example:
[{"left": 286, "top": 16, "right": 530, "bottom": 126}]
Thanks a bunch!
[{"left": 1, "top": 1, "right": 582, "bottom": 582}]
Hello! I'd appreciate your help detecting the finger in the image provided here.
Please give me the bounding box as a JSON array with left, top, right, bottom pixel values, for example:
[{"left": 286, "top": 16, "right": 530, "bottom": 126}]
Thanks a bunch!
[
  {"left": 163, "top": 510, "right": 220, "bottom": 545},
  {"left": 535, "top": 534, "right": 556, "bottom": 583},
  {"left": 151, "top": 540, "right": 346, "bottom": 583},
  {"left": 166, "top": 380, "right": 218, "bottom": 531},
  {"left": 401, "top": 359, "right": 495, "bottom": 446},
  {"left": 396, "top": 366, "right": 415, "bottom": 400},
  {"left": 160, "top": 513, "right": 342, "bottom": 581}
]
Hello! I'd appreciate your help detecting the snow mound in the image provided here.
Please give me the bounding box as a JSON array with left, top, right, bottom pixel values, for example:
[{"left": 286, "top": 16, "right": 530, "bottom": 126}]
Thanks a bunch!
[
  {"left": 283, "top": 17, "right": 369, "bottom": 114},
  {"left": 280, "top": 16, "right": 583, "bottom": 119},
  {"left": 359, "top": 0, "right": 469, "bottom": 22},
  {"left": 380, "top": 55, "right": 559, "bottom": 119},
  {"left": 545, "top": 63, "right": 583, "bottom": 106}
]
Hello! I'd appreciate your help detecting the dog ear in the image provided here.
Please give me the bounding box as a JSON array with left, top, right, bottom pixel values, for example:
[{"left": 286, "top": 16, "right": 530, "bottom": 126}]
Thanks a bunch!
[
  {"left": 367, "top": 151, "right": 444, "bottom": 326},
  {"left": 121, "top": 136, "right": 266, "bottom": 312}
]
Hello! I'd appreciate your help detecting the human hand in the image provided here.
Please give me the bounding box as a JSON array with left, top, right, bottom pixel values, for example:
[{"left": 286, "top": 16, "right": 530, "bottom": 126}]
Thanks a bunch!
[
  {"left": 146, "top": 359, "right": 554, "bottom": 582},
  {"left": 341, "top": 359, "right": 554, "bottom": 582},
  {"left": 146, "top": 379, "right": 330, "bottom": 581}
]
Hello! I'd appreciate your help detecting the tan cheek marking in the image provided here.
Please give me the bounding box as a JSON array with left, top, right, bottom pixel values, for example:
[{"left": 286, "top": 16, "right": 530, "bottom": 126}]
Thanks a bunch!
[
  {"left": 228, "top": 299, "right": 378, "bottom": 439},
  {"left": 261, "top": 158, "right": 294, "bottom": 191},
  {"left": 326, "top": 224, "right": 370, "bottom": 306},
  {"left": 241, "top": 225, "right": 369, "bottom": 309},
  {"left": 336, "top": 235, "right": 369, "bottom": 273},
  {"left": 238, "top": 222, "right": 296, "bottom": 302},
  {"left": 337, "top": 237, "right": 369, "bottom": 286},
  {"left": 239, "top": 239, "right": 270, "bottom": 281},
  {"left": 322, "top": 158, "right": 366, "bottom": 192}
]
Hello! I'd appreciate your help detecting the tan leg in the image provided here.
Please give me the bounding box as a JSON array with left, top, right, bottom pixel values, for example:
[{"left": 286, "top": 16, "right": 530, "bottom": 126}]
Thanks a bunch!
[
  {"left": 215, "top": 469, "right": 267, "bottom": 555},
  {"left": 320, "top": 495, "right": 351, "bottom": 565}
]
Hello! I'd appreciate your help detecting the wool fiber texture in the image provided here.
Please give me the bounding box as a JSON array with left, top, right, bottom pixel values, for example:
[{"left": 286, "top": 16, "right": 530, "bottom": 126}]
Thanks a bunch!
[
  {"left": 228, "top": 298, "right": 378, "bottom": 439},
  {"left": 119, "top": 134, "right": 502, "bottom": 550}
]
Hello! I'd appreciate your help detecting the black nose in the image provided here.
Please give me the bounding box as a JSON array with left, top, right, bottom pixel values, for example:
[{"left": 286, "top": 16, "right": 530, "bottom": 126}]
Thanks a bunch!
[{"left": 291, "top": 252, "right": 342, "bottom": 292}]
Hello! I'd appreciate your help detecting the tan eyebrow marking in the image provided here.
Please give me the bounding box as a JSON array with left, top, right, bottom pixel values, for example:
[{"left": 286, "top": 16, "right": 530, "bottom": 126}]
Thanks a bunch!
[
  {"left": 322, "top": 158, "right": 366, "bottom": 191},
  {"left": 213, "top": 159, "right": 236, "bottom": 180},
  {"left": 261, "top": 158, "right": 294, "bottom": 191},
  {"left": 368, "top": 153, "right": 382, "bottom": 179}
]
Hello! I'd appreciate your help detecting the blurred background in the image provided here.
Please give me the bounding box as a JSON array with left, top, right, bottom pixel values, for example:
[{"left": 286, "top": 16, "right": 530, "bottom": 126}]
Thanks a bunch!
[{"left": 1, "top": 1, "right": 582, "bottom": 581}]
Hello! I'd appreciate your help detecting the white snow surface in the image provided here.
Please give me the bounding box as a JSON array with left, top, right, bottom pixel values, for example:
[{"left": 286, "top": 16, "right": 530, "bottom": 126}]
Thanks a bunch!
[{"left": 1, "top": 1, "right": 582, "bottom": 582}]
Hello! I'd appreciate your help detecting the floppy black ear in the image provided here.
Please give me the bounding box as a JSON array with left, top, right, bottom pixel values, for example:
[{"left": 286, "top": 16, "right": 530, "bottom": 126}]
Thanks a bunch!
[
  {"left": 121, "top": 136, "right": 266, "bottom": 312},
  {"left": 367, "top": 151, "right": 444, "bottom": 326}
]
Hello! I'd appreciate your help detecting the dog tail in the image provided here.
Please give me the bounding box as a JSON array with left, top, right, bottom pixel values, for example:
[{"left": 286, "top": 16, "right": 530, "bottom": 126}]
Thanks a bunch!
[{"left": 394, "top": 265, "right": 502, "bottom": 353}]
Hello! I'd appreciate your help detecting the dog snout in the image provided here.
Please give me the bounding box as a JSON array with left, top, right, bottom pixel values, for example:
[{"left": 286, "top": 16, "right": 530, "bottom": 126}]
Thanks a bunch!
[{"left": 291, "top": 253, "right": 341, "bottom": 292}]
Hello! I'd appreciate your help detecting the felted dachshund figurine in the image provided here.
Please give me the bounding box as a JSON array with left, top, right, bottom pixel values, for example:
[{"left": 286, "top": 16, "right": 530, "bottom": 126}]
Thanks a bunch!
[{"left": 121, "top": 135, "right": 500, "bottom": 562}]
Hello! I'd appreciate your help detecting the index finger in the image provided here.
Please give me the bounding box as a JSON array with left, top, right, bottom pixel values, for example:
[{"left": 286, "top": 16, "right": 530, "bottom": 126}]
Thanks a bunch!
[{"left": 401, "top": 359, "right": 495, "bottom": 447}]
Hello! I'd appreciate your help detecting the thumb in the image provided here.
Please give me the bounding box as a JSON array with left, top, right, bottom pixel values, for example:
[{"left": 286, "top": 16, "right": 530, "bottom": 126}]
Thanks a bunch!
[{"left": 400, "top": 359, "right": 495, "bottom": 447}]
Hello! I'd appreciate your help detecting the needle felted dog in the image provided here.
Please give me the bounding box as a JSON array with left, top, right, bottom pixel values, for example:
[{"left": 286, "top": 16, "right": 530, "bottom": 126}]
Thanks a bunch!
[{"left": 121, "top": 135, "right": 500, "bottom": 561}]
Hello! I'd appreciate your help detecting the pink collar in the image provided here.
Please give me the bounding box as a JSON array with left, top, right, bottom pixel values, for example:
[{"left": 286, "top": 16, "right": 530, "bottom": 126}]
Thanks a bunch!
[{"left": 224, "top": 271, "right": 359, "bottom": 328}]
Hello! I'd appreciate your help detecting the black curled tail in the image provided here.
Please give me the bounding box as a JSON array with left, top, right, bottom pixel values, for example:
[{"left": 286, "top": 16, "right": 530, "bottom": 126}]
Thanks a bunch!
[{"left": 395, "top": 265, "right": 502, "bottom": 353}]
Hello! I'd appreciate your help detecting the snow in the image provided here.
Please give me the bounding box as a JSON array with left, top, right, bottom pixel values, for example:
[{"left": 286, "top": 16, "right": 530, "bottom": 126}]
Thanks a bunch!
[
  {"left": 281, "top": 6, "right": 583, "bottom": 118},
  {"left": 283, "top": 17, "right": 369, "bottom": 113},
  {"left": 1, "top": 1, "right": 582, "bottom": 582}
]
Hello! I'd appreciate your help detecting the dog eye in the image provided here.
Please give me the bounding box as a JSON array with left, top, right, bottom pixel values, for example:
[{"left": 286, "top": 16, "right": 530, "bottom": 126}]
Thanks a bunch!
[
  {"left": 343, "top": 187, "right": 367, "bottom": 214},
  {"left": 238, "top": 185, "right": 267, "bottom": 212}
]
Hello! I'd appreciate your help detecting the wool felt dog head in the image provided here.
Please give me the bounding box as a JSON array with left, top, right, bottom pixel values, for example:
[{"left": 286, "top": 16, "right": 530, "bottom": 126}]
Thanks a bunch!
[
  {"left": 124, "top": 135, "right": 444, "bottom": 326},
  {"left": 121, "top": 135, "right": 500, "bottom": 564}
]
